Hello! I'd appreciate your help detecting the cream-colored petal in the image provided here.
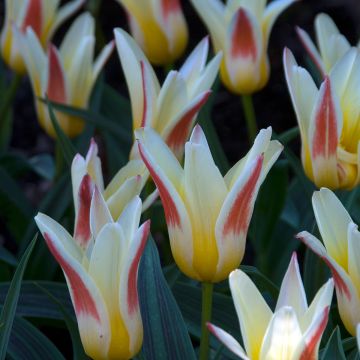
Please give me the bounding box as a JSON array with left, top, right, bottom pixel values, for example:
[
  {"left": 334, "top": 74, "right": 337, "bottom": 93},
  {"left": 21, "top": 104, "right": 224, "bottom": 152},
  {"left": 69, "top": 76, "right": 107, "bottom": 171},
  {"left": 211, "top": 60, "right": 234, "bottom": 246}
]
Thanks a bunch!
[{"left": 348, "top": 222, "right": 360, "bottom": 297}]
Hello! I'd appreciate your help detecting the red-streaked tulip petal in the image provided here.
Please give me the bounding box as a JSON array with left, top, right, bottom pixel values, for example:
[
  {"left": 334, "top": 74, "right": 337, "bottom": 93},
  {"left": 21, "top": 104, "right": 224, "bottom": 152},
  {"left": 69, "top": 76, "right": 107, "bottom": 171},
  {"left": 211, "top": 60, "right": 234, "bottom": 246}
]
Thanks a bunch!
[
  {"left": 301, "top": 279, "right": 334, "bottom": 332},
  {"left": 140, "top": 61, "right": 156, "bottom": 128},
  {"left": 164, "top": 90, "right": 211, "bottom": 157},
  {"left": 260, "top": 306, "right": 303, "bottom": 360},
  {"left": 47, "top": 44, "right": 67, "bottom": 103},
  {"left": 74, "top": 175, "right": 94, "bottom": 249},
  {"left": 312, "top": 188, "right": 351, "bottom": 268},
  {"left": 35, "top": 214, "right": 111, "bottom": 359},
  {"left": 90, "top": 186, "right": 113, "bottom": 240},
  {"left": 21, "top": 0, "right": 42, "bottom": 37},
  {"left": 296, "top": 26, "right": 325, "bottom": 77},
  {"left": 215, "top": 155, "right": 263, "bottom": 276},
  {"left": 348, "top": 223, "right": 360, "bottom": 298},
  {"left": 71, "top": 153, "right": 87, "bottom": 215},
  {"left": 297, "top": 231, "right": 360, "bottom": 335},
  {"left": 207, "top": 323, "right": 249, "bottom": 360},
  {"left": 309, "top": 77, "right": 342, "bottom": 188},
  {"left": 297, "top": 306, "right": 330, "bottom": 360},
  {"left": 276, "top": 252, "right": 308, "bottom": 317},
  {"left": 84, "top": 138, "right": 104, "bottom": 192},
  {"left": 229, "top": 269, "right": 272, "bottom": 359}
]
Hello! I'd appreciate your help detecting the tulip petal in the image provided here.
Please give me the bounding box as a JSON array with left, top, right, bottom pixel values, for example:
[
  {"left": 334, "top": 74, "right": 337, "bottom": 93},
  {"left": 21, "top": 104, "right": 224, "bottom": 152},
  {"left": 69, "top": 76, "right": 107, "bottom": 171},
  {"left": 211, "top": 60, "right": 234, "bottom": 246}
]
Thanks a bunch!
[
  {"left": 348, "top": 223, "right": 360, "bottom": 297},
  {"left": 276, "top": 253, "right": 308, "bottom": 317},
  {"left": 90, "top": 186, "right": 113, "bottom": 240},
  {"left": 164, "top": 90, "right": 211, "bottom": 157},
  {"left": 74, "top": 175, "right": 94, "bottom": 249},
  {"left": 301, "top": 279, "right": 334, "bottom": 332},
  {"left": 92, "top": 40, "right": 114, "bottom": 83},
  {"left": 357, "top": 324, "right": 360, "bottom": 351},
  {"left": 207, "top": 323, "right": 249, "bottom": 360},
  {"left": 296, "top": 26, "right": 325, "bottom": 77},
  {"left": 136, "top": 127, "right": 195, "bottom": 277},
  {"left": 21, "top": 0, "right": 42, "bottom": 37},
  {"left": 297, "top": 231, "right": 360, "bottom": 335},
  {"left": 35, "top": 214, "right": 111, "bottom": 359},
  {"left": 85, "top": 138, "right": 104, "bottom": 193},
  {"left": 312, "top": 188, "right": 351, "bottom": 269},
  {"left": 215, "top": 154, "right": 263, "bottom": 278},
  {"left": 114, "top": 28, "right": 160, "bottom": 130},
  {"left": 229, "top": 269, "right": 272, "bottom": 359},
  {"left": 263, "top": 0, "right": 297, "bottom": 44},
  {"left": 260, "top": 306, "right": 303, "bottom": 360},
  {"left": 140, "top": 60, "right": 157, "bottom": 128},
  {"left": 47, "top": 44, "right": 67, "bottom": 103},
  {"left": 190, "top": 0, "right": 226, "bottom": 53},
  {"left": 184, "top": 125, "right": 227, "bottom": 280},
  {"left": 309, "top": 77, "right": 342, "bottom": 189},
  {"left": 297, "top": 306, "right": 330, "bottom": 359}
]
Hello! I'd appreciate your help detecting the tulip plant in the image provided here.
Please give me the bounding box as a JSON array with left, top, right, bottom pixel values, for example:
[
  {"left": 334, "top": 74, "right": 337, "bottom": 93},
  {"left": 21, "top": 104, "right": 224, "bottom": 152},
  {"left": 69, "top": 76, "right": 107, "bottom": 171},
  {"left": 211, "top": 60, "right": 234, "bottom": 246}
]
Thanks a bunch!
[{"left": 1, "top": 1, "right": 360, "bottom": 360}]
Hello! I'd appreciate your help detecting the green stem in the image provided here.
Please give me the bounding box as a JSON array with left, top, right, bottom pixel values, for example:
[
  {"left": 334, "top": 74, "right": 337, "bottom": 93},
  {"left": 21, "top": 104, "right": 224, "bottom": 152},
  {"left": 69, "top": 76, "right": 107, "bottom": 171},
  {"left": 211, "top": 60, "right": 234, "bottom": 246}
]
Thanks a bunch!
[
  {"left": 0, "top": 73, "right": 22, "bottom": 128},
  {"left": 199, "top": 282, "right": 214, "bottom": 360},
  {"left": 241, "top": 94, "right": 257, "bottom": 143},
  {"left": 54, "top": 140, "right": 64, "bottom": 180}
]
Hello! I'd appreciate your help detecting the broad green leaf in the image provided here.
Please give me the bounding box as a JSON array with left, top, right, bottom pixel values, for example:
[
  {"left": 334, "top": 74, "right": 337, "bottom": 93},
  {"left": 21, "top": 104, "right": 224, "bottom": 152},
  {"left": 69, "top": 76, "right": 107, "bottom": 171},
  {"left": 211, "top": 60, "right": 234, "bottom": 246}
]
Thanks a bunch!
[
  {"left": 320, "top": 327, "right": 346, "bottom": 360},
  {"left": 46, "top": 96, "right": 77, "bottom": 166},
  {"left": 138, "top": 237, "right": 196, "bottom": 360},
  {"left": 274, "top": 126, "right": 299, "bottom": 145},
  {"left": 0, "top": 234, "right": 37, "bottom": 360},
  {"left": 7, "top": 316, "right": 65, "bottom": 360}
]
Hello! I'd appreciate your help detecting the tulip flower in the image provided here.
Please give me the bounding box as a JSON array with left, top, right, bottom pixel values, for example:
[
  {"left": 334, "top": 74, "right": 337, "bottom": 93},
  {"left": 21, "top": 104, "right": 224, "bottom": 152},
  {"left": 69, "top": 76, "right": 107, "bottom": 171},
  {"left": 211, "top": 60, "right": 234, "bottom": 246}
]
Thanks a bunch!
[
  {"left": 136, "top": 125, "right": 282, "bottom": 282},
  {"left": 71, "top": 138, "right": 148, "bottom": 223},
  {"left": 296, "top": 13, "right": 356, "bottom": 77},
  {"left": 1, "top": 0, "right": 84, "bottom": 74},
  {"left": 115, "top": 0, "right": 188, "bottom": 65},
  {"left": 190, "top": 0, "right": 297, "bottom": 95},
  {"left": 208, "top": 253, "right": 334, "bottom": 359},
  {"left": 15, "top": 13, "right": 114, "bottom": 138},
  {"left": 284, "top": 47, "right": 360, "bottom": 190},
  {"left": 297, "top": 188, "right": 360, "bottom": 336},
  {"left": 115, "top": 30, "right": 221, "bottom": 159},
  {"left": 35, "top": 190, "right": 150, "bottom": 360},
  {"left": 357, "top": 324, "right": 360, "bottom": 351}
]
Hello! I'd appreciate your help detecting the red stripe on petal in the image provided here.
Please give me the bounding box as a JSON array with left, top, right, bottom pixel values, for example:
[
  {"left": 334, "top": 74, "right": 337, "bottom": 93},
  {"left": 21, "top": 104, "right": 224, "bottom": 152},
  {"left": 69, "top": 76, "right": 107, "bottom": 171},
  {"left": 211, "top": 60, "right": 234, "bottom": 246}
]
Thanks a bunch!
[
  {"left": 21, "top": 0, "right": 42, "bottom": 37},
  {"left": 74, "top": 175, "right": 94, "bottom": 248},
  {"left": 138, "top": 142, "right": 181, "bottom": 227},
  {"left": 300, "top": 307, "right": 329, "bottom": 360},
  {"left": 166, "top": 91, "right": 211, "bottom": 153},
  {"left": 231, "top": 8, "right": 257, "bottom": 60},
  {"left": 127, "top": 220, "right": 150, "bottom": 315},
  {"left": 44, "top": 232, "right": 101, "bottom": 322},
  {"left": 223, "top": 154, "right": 263, "bottom": 236},
  {"left": 312, "top": 77, "right": 338, "bottom": 159},
  {"left": 47, "top": 45, "right": 67, "bottom": 103},
  {"left": 161, "top": 0, "right": 180, "bottom": 18}
]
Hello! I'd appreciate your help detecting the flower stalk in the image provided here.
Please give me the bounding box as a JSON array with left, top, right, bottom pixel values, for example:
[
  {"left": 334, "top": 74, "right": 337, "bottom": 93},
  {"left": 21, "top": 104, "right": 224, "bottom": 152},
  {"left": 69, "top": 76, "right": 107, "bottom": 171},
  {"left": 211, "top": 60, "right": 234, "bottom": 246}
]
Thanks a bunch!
[
  {"left": 200, "top": 282, "right": 213, "bottom": 360},
  {"left": 241, "top": 94, "right": 258, "bottom": 143}
]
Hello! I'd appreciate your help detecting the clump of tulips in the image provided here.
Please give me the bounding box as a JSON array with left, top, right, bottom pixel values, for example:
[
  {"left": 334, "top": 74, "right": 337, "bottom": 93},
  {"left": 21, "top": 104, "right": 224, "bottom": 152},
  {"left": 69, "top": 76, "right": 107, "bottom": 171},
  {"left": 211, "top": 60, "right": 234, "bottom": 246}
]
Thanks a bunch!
[{"left": 1, "top": 1, "right": 360, "bottom": 360}]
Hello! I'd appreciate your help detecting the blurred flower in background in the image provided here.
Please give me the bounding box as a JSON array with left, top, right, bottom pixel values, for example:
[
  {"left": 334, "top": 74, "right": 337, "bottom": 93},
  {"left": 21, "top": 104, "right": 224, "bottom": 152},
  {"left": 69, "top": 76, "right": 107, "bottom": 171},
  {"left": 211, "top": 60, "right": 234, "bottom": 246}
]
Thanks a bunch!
[
  {"left": 14, "top": 12, "right": 114, "bottom": 138},
  {"left": 115, "top": 0, "right": 188, "bottom": 65},
  {"left": 35, "top": 192, "right": 149, "bottom": 360},
  {"left": 297, "top": 188, "right": 360, "bottom": 336},
  {"left": 136, "top": 125, "right": 282, "bottom": 282},
  {"left": 0, "top": 0, "right": 84, "bottom": 74},
  {"left": 115, "top": 29, "right": 221, "bottom": 159},
  {"left": 208, "top": 253, "right": 334, "bottom": 359},
  {"left": 296, "top": 13, "right": 359, "bottom": 77},
  {"left": 284, "top": 47, "right": 360, "bottom": 190},
  {"left": 191, "top": 0, "right": 296, "bottom": 94}
]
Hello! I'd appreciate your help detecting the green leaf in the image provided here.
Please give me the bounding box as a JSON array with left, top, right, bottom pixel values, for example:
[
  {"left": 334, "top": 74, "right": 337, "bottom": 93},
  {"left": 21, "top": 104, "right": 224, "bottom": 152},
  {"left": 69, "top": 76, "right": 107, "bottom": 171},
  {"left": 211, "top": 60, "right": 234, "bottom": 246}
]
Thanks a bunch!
[
  {"left": 28, "top": 154, "right": 55, "bottom": 180},
  {"left": 138, "top": 237, "right": 196, "bottom": 360},
  {"left": 7, "top": 316, "right": 65, "bottom": 360},
  {"left": 320, "top": 327, "right": 346, "bottom": 360},
  {"left": 0, "top": 234, "right": 37, "bottom": 360},
  {"left": 35, "top": 283, "right": 87, "bottom": 360},
  {"left": 45, "top": 96, "right": 77, "bottom": 166},
  {"left": 0, "top": 247, "right": 18, "bottom": 267}
]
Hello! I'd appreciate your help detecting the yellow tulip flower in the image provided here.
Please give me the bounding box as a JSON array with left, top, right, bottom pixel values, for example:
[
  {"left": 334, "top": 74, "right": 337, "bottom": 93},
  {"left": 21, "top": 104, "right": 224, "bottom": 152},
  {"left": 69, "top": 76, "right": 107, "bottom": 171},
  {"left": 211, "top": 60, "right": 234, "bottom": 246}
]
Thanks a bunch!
[
  {"left": 284, "top": 47, "right": 360, "bottom": 189},
  {"left": 115, "top": 0, "right": 188, "bottom": 65},
  {"left": 297, "top": 188, "right": 360, "bottom": 336},
  {"left": 296, "top": 13, "right": 357, "bottom": 76},
  {"left": 115, "top": 29, "right": 221, "bottom": 158},
  {"left": 1, "top": 0, "right": 84, "bottom": 73},
  {"left": 136, "top": 125, "right": 282, "bottom": 282},
  {"left": 15, "top": 13, "right": 114, "bottom": 138},
  {"left": 35, "top": 192, "right": 150, "bottom": 360},
  {"left": 190, "top": 0, "right": 297, "bottom": 94},
  {"left": 208, "top": 253, "right": 334, "bottom": 359}
]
